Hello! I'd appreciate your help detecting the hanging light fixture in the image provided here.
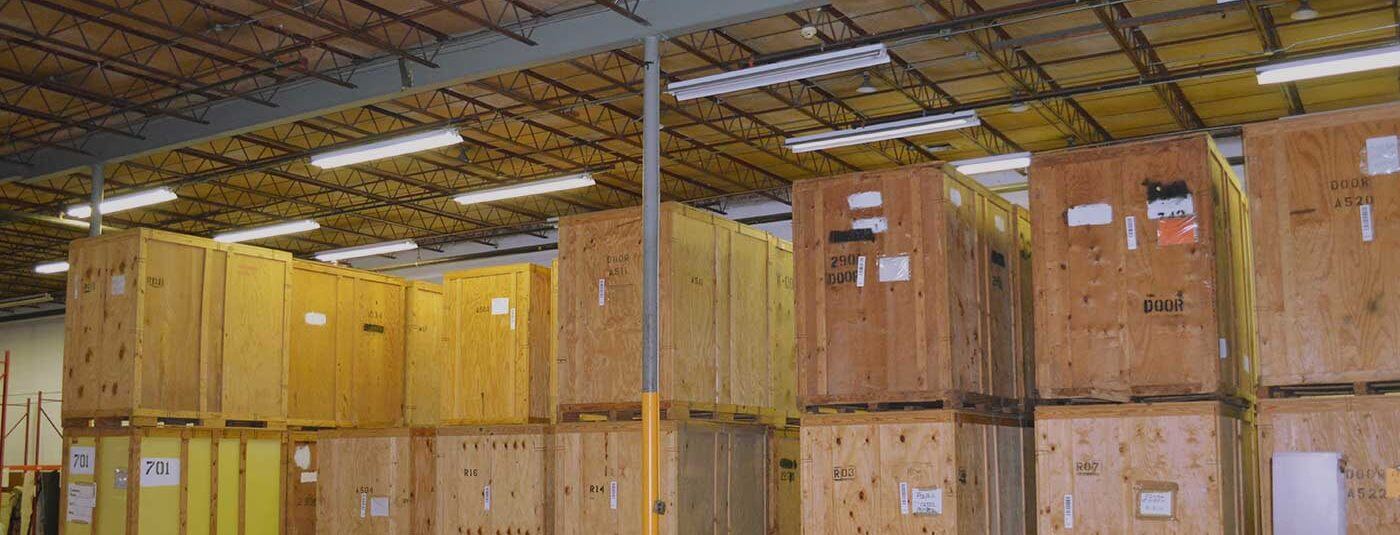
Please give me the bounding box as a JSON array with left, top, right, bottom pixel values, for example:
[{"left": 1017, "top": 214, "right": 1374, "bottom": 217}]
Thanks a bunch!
[
  {"left": 784, "top": 110, "right": 980, "bottom": 153},
  {"left": 1290, "top": 0, "right": 1318, "bottom": 21},
  {"left": 952, "top": 152, "right": 1033, "bottom": 175},
  {"left": 65, "top": 187, "right": 177, "bottom": 218},
  {"left": 310, "top": 129, "right": 464, "bottom": 169},
  {"left": 856, "top": 72, "right": 878, "bottom": 94},
  {"left": 314, "top": 239, "right": 419, "bottom": 263},
  {"left": 667, "top": 44, "right": 890, "bottom": 101},
  {"left": 1257, "top": 44, "right": 1400, "bottom": 84},
  {"left": 454, "top": 173, "right": 596, "bottom": 205},
  {"left": 33, "top": 261, "right": 69, "bottom": 274},
  {"left": 213, "top": 220, "right": 320, "bottom": 243}
]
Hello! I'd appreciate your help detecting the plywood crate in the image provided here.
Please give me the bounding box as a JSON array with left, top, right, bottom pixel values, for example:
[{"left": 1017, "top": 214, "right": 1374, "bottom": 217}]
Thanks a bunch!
[
  {"left": 284, "top": 431, "right": 319, "bottom": 535},
  {"left": 1035, "top": 401, "right": 1257, "bottom": 534},
  {"left": 60, "top": 426, "right": 283, "bottom": 534},
  {"left": 556, "top": 202, "right": 797, "bottom": 420},
  {"left": 553, "top": 420, "right": 769, "bottom": 534},
  {"left": 403, "top": 281, "right": 447, "bottom": 427},
  {"left": 314, "top": 428, "right": 436, "bottom": 534},
  {"left": 63, "top": 228, "right": 291, "bottom": 425},
  {"left": 794, "top": 163, "right": 1032, "bottom": 410},
  {"left": 435, "top": 425, "right": 552, "bottom": 534},
  {"left": 288, "top": 260, "right": 407, "bottom": 428},
  {"left": 1245, "top": 102, "right": 1400, "bottom": 391},
  {"left": 800, "top": 410, "right": 1031, "bottom": 534},
  {"left": 770, "top": 427, "right": 800, "bottom": 535},
  {"left": 428, "top": 264, "right": 552, "bottom": 425},
  {"left": 1031, "top": 134, "right": 1257, "bottom": 402},
  {"left": 1258, "top": 396, "right": 1400, "bottom": 533}
]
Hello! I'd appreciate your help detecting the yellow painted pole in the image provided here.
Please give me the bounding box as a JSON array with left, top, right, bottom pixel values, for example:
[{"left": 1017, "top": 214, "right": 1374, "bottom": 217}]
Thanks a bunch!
[{"left": 641, "top": 33, "right": 663, "bottom": 535}]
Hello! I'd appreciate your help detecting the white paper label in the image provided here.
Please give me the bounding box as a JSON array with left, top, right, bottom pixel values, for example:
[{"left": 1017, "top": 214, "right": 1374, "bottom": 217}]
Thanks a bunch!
[
  {"left": 855, "top": 256, "right": 867, "bottom": 288},
  {"left": 299, "top": 471, "right": 317, "bottom": 483},
  {"left": 491, "top": 297, "right": 510, "bottom": 315},
  {"left": 110, "top": 274, "right": 126, "bottom": 296},
  {"left": 66, "top": 483, "right": 95, "bottom": 524},
  {"left": 69, "top": 446, "right": 95, "bottom": 475},
  {"left": 597, "top": 279, "right": 606, "bottom": 306},
  {"left": 852, "top": 217, "right": 888, "bottom": 234},
  {"left": 484, "top": 485, "right": 492, "bottom": 511},
  {"left": 848, "top": 191, "right": 883, "bottom": 210},
  {"left": 1063, "top": 494, "right": 1074, "bottom": 528},
  {"left": 1147, "top": 194, "right": 1195, "bottom": 220},
  {"left": 911, "top": 488, "right": 942, "bottom": 515},
  {"left": 609, "top": 480, "right": 618, "bottom": 510},
  {"left": 294, "top": 445, "right": 312, "bottom": 470},
  {"left": 899, "top": 482, "right": 910, "bottom": 515},
  {"left": 1219, "top": 338, "right": 1228, "bottom": 360},
  {"left": 370, "top": 496, "right": 390, "bottom": 517},
  {"left": 303, "top": 312, "right": 327, "bottom": 326},
  {"left": 1125, "top": 216, "right": 1139, "bottom": 250},
  {"left": 1244, "top": 354, "right": 1252, "bottom": 373},
  {"left": 139, "top": 458, "right": 180, "bottom": 487},
  {"left": 995, "top": 215, "right": 1006, "bottom": 232},
  {"left": 359, "top": 493, "right": 368, "bottom": 518},
  {"left": 509, "top": 308, "right": 516, "bottom": 330},
  {"left": 1138, "top": 490, "right": 1174, "bottom": 517},
  {"left": 1366, "top": 135, "right": 1400, "bottom": 175},
  {"left": 949, "top": 188, "right": 963, "bottom": 207},
  {"left": 1067, "top": 203, "right": 1113, "bottom": 227},
  {"left": 1361, "top": 204, "right": 1375, "bottom": 243},
  {"left": 878, "top": 255, "right": 910, "bottom": 282}
]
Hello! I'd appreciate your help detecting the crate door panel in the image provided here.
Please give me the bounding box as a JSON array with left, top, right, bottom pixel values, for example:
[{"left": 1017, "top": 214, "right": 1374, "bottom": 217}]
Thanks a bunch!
[
  {"left": 222, "top": 253, "right": 289, "bottom": 419},
  {"left": 135, "top": 436, "right": 181, "bottom": 534},
  {"left": 140, "top": 241, "right": 206, "bottom": 414},
  {"left": 101, "top": 236, "right": 141, "bottom": 412},
  {"left": 96, "top": 436, "right": 130, "bottom": 535},
  {"left": 454, "top": 271, "right": 523, "bottom": 422},
  {"left": 351, "top": 279, "right": 405, "bottom": 426},
  {"left": 290, "top": 267, "right": 340, "bottom": 422},
  {"left": 436, "top": 434, "right": 492, "bottom": 531},
  {"left": 64, "top": 243, "right": 106, "bottom": 415}
]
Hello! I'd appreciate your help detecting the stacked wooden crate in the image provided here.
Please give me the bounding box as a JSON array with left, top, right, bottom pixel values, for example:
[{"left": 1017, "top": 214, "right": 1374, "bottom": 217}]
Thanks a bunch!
[
  {"left": 793, "top": 163, "right": 1035, "bottom": 534},
  {"left": 1029, "top": 134, "right": 1260, "bottom": 533},
  {"left": 1247, "top": 102, "right": 1400, "bottom": 532}
]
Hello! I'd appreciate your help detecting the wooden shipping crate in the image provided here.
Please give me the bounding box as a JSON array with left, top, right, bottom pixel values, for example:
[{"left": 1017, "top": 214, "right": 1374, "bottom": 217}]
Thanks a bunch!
[
  {"left": 793, "top": 163, "right": 1032, "bottom": 409},
  {"left": 553, "top": 420, "right": 770, "bottom": 534},
  {"left": 1031, "top": 135, "right": 1257, "bottom": 402},
  {"left": 1245, "top": 102, "right": 1400, "bottom": 389},
  {"left": 1035, "top": 401, "right": 1257, "bottom": 534},
  {"left": 63, "top": 228, "right": 291, "bottom": 424},
  {"left": 403, "top": 281, "right": 447, "bottom": 427},
  {"left": 60, "top": 426, "right": 283, "bottom": 535},
  {"left": 435, "top": 425, "right": 552, "bottom": 534},
  {"left": 1258, "top": 396, "right": 1400, "bottom": 533},
  {"left": 557, "top": 203, "right": 797, "bottom": 419},
  {"left": 288, "top": 260, "right": 407, "bottom": 428},
  {"left": 314, "top": 428, "right": 436, "bottom": 534},
  {"left": 800, "top": 410, "right": 1031, "bottom": 534},
  {"left": 432, "top": 264, "right": 552, "bottom": 425},
  {"left": 770, "top": 427, "right": 800, "bottom": 535},
  {"left": 284, "top": 431, "right": 319, "bottom": 535}
]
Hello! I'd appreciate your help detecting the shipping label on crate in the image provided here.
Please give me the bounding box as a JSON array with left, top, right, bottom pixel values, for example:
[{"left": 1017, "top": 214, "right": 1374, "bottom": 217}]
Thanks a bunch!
[
  {"left": 69, "top": 446, "right": 95, "bottom": 476},
  {"left": 1362, "top": 204, "right": 1375, "bottom": 243},
  {"left": 1067, "top": 203, "right": 1113, "bottom": 227},
  {"left": 848, "top": 191, "right": 883, "bottom": 210},
  {"left": 110, "top": 274, "right": 126, "bottom": 296},
  {"left": 66, "top": 482, "right": 95, "bottom": 525},
  {"left": 609, "top": 480, "right": 618, "bottom": 510},
  {"left": 139, "top": 457, "right": 180, "bottom": 487},
  {"left": 483, "top": 485, "right": 492, "bottom": 511},
  {"left": 1135, "top": 481, "right": 1177, "bottom": 520},
  {"left": 1062, "top": 494, "right": 1074, "bottom": 528},
  {"left": 491, "top": 297, "right": 510, "bottom": 315},
  {"left": 911, "top": 488, "right": 942, "bottom": 516},
  {"left": 1366, "top": 135, "right": 1400, "bottom": 175},
  {"left": 1125, "top": 216, "right": 1139, "bottom": 250},
  {"left": 899, "top": 482, "right": 910, "bottom": 514},
  {"left": 370, "top": 496, "right": 390, "bottom": 517}
]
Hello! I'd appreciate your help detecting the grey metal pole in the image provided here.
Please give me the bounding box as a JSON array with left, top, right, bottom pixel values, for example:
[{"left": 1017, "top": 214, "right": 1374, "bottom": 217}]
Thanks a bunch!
[
  {"left": 640, "top": 34, "right": 663, "bottom": 531},
  {"left": 88, "top": 163, "right": 104, "bottom": 237}
]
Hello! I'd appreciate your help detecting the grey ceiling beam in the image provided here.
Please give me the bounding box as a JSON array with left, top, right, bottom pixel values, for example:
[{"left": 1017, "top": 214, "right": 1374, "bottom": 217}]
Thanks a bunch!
[{"left": 0, "top": 0, "right": 825, "bottom": 183}]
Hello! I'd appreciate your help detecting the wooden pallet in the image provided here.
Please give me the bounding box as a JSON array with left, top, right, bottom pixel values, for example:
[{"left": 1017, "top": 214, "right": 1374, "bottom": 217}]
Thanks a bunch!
[
  {"left": 63, "top": 414, "right": 288, "bottom": 430},
  {"left": 558, "top": 401, "right": 798, "bottom": 427},
  {"left": 803, "top": 391, "right": 1024, "bottom": 415},
  {"left": 1037, "top": 392, "right": 1250, "bottom": 408},
  {"left": 1258, "top": 380, "right": 1400, "bottom": 399}
]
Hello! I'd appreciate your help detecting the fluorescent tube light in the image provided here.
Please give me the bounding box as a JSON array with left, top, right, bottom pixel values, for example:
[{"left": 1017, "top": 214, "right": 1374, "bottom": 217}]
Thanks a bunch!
[
  {"left": 34, "top": 261, "right": 69, "bottom": 274},
  {"left": 66, "top": 187, "right": 177, "bottom": 218},
  {"left": 213, "top": 219, "right": 320, "bottom": 243},
  {"left": 0, "top": 293, "right": 52, "bottom": 309},
  {"left": 1257, "top": 44, "right": 1400, "bottom": 84},
  {"left": 784, "top": 111, "right": 980, "bottom": 153},
  {"left": 310, "top": 129, "right": 463, "bottom": 169},
  {"left": 953, "top": 152, "right": 1032, "bottom": 175},
  {"left": 315, "top": 240, "right": 419, "bottom": 263},
  {"left": 454, "top": 173, "right": 596, "bottom": 205},
  {"left": 667, "top": 44, "right": 890, "bottom": 101}
]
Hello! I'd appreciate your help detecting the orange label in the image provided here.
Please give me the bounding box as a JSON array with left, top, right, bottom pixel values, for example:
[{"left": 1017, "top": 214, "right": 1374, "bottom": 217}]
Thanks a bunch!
[
  {"left": 1387, "top": 467, "right": 1400, "bottom": 499},
  {"left": 1156, "top": 217, "right": 1198, "bottom": 246}
]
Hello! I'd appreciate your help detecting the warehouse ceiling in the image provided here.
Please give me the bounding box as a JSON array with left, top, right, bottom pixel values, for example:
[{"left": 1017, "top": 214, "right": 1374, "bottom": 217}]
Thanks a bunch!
[{"left": 0, "top": 0, "right": 1396, "bottom": 308}]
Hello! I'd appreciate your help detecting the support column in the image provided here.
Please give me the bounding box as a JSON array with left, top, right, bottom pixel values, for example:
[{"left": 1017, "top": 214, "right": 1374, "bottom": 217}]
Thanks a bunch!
[
  {"left": 88, "top": 163, "right": 104, "bottom": 237},
  {"left": 640, "top": 33, "right": 663, "bottom": 535}
]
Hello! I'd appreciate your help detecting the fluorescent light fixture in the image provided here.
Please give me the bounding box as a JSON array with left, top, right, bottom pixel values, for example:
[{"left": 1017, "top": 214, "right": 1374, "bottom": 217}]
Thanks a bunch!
[
  {"left": 66, "top": 187, "right": 177, "bottom": 218},
  {"left": 1257, "top": 44, "right": 1400, "bottom": 84},
  {"left": 34, "top": 261, "right": 69, "bottom": 274},
  {"left": 0, "top": 293, "right": 52, "bottom": 309},
  {"left": 310, "top": 128, "right": 463, "bottom": 169},
  {"left": 784, "top": 110, "right": 980, "bottom": 153},
  {"left": 213, "top": 219, "right": 320, "bottom": 243},
  {"left": 953, "top": 152, "right": 1033, "bottom": 175},
  {"left": 314, "top": 239, "right": 419, "bottom": 263},
  {"left": 667, "top": 44, "right": 890, "bottom": 101},
  {"left": 454, "top": 173, "right": 596, "bottom": 205}
]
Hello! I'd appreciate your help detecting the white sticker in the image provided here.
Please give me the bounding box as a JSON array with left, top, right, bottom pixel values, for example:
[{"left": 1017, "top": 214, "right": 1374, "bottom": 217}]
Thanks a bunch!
[
  {"left": 597, "top": 279, "right": 606, "bottom": 306},
  {"left": 852, "top": 217, "right": 888, "bottom": 234},
  {"left": 139, "top": 457, "right": 180, "bottom": 487},
  {"left": 1361, "top": 204, "right": 1375, "bottom": 243},
  {"left": 1244, "top": 355, "right": 1252, "bottom": 373},
  {"left": 1125, "top": 216, "right": 1139, "bottom": 250},
  {"left": 899, "top": 482, "right": 910, "bottom": 515},
  {"left": 484, "top": 485, "right": 492, "bottom": 511},
  {"left": 1067, "top": 203, "right": 1113, "bottom": 227},
  {"left": 300, "top": 471, "right": 318, "bottom": 483},
  {"left": 303, "top": 312, "right": 327, "bottom": 326},
  {"left": 848, "top": 191, "right": 883, "bottom": 210},
  {"left": 1366, "top": 135, "right": 1400, "bottom": 175},
  {"left": 491, "top": 297, "right": 509, "bottom": 315},
  {"left": 994, "top": 215, "right": 1006, "bottom": 232},
  {"left": 509, "top": 308, "right": 516, "bottom": 330},
  {"left": 911, "top": 488, "right": 942, "bottom": 515},
  {"left": 66, "top": 483, "right": 95, "bottom": 524},
  {"left": 69, "top": 446, "right": 95, "bottom": 475},
  {"left": 1063, "top": 494, "right": 1074, "bottom": 528},
  {"left": 110, "top": 274, "right": 126, "bottom": 296},
  {"left": 609, "top": 480, "right": 618, "bottom": 510},
  {"left": 370, "top": 496, "right": 390, "bottom": 517},
  {"left": 855, "top": 256, "right": 867, "bottom": 288},
  {"left": 878, "top": 255, "right": 910, "bottom": 282},
  {"left": 1138, "top": 490, "right": 1174, "bottom": 518},
  {"left": 1147, "top": 194, "right": 1195, "bottom": 220},
  {"left": 359, "top": 492, "right": 368, "bottom": 518},
  {"left": 114, "top": 468, "right": 127, "bottom": 490},
  {"left": 294, "top": 445, "right": 312, "bottom": 470},
  {"left": 949, "top": 188, "right": 963, "bottom": 207},
  {"left": 1219, "top": 338, "right": 1228, "bottom": 360}
]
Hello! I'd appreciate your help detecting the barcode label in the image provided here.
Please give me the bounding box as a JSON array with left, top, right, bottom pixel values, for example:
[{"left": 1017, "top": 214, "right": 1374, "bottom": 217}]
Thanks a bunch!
[
  {"left": 1125, "top": 216, "right": 1138, "bottom": 250},
  {"left": 1063, "top": 494, "right": 1074, "bottom": 528},
  {"left": 899, "top": 482, "right": 910, "bottom": 514},
  {"left": 855, "top": 256, "right": 867, "bottom": 288},
  {"left": 597, "top": 279, "right": 606, "bottom": 306},
  {"left": 609, "top": 481, "right": 618, "bottom": 510},
  {"left": 1361, "top": 204, "right": 1375, "bottom": 243}
]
